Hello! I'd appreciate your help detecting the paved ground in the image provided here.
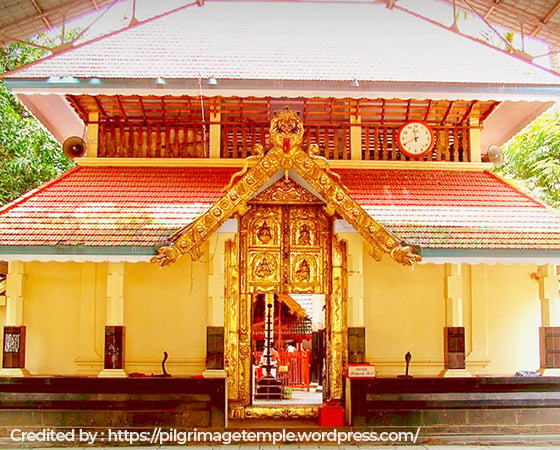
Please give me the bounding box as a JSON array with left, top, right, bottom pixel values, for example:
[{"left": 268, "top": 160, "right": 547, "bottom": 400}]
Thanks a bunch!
[{"left": 3, "top": 444, "right": 560, "bottom": 450}]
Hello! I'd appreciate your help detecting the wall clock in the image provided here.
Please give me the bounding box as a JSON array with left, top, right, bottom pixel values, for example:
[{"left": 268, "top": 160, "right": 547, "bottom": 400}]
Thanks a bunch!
[{"left": 397, "top": 121, "right": 434, "bottom": 158}]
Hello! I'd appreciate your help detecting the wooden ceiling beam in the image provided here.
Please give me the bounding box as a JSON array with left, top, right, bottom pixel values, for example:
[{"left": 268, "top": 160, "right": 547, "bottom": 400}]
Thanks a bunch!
[
  {"left": 543, "top": 0, "right": 560, "bottom": 24},
  {"left": 29, "top": 0, "right": 51, "bottom": 29}
]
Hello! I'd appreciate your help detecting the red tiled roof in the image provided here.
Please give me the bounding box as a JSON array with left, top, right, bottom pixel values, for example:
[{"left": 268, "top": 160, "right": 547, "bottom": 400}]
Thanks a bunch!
[
  {"left": 1, "top": 165, "right": 560, "bottom": 256},
  {"left": 0, "top": 166, "right": 237, "bottom": 249},
  {"left": 338, "top": 169, "right": 560, "bottom": 250},
  {"left": 5, "top": 2, "right": 560, "bottom": 86}
]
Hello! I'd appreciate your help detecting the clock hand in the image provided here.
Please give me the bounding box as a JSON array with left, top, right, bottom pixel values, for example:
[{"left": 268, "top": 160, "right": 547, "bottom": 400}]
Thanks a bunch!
[{"left": 402, "top": 136, "right": 419, "bottom": 145}]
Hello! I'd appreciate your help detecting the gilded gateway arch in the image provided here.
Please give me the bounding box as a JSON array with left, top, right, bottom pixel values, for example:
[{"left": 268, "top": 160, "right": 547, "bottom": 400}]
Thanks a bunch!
[{"left": 152, "top": 109, "right": 420, "bottom": 418}]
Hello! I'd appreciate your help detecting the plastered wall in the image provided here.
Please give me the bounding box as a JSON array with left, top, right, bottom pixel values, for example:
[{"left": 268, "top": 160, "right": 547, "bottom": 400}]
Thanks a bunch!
[
  {"left": 5, "top": 251, "right": 210, "bottom": 376},
  {"left": 363, "top": 253, "right": 446, "bottom": 376},
  {"left": 124, "top": 255, "right": 208, "bottom": 375},
  {"left": 360, "top": 247, "right": 542, "bottom": 376}
]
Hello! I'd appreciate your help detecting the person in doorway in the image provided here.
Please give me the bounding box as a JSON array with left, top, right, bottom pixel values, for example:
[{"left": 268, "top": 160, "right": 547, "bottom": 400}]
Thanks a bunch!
[{"left": 260, "top": 342, "right": 280, "bottom": 377}]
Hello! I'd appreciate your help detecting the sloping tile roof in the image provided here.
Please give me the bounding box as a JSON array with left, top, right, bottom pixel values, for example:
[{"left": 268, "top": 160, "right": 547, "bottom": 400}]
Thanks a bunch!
[
  {"left": 0, "top": 165, "right": 559, "bottom": 255},
  {"left": 0, "top": 166, "right": 237, "bottom": 250},
  {"left": 5, "top": 2, "right": 560, "bottom": 86},
  {"left": 338, "top": 169, "right": 560, "bottom": 250}
]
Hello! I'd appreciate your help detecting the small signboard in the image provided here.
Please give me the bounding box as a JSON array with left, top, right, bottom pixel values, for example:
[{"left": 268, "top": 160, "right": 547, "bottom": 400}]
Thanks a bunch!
[{"left": 347, "top": 364, "right": 376, "bottom": 378}]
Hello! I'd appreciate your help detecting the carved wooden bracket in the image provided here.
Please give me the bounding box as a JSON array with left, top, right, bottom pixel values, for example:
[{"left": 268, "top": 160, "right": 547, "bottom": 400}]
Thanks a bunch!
[{"left": 151, "top": 108, "right": 421, "bottom": 267}]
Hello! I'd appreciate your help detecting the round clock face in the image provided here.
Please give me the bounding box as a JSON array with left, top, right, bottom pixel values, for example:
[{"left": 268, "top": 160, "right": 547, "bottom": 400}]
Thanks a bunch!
[{"left": 397, "top": 121, "right": 434, "bottom": 157}]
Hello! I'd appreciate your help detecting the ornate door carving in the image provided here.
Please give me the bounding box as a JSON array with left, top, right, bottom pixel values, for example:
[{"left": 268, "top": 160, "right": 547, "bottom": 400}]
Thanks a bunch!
[
  {"left": 225, "top": 178, "right": 347, "bottom": 419},
  {"left": 241, "top": 203, "right": 331, "bottom": 296}
]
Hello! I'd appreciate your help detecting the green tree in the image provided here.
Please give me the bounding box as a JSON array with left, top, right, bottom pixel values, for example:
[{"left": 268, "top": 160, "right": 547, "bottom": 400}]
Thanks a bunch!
[
  {"left": 499, "top": 106, "right": 560, "bottom": 209},
  {"left": 0, "top": 37, "right": 74, "bottom": 206}
]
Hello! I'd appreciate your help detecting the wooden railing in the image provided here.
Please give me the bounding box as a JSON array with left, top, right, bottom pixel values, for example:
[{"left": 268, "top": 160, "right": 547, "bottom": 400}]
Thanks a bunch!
[
  {"left": 97, "top": 120, "right": 470, "bottom": 162},
  {"left": 99, "top": 121, "right": 208, "bottom": 158},
  {"left": 362, "top": 124, "right": 470, "bottom": 162},
  {"left": 280, "top": 350, "right": 311, "bottom": 391},
  {"left": 221, "top": 122, "right": 350, "bottom": 160},
  {"left": 253, "top": 350, "right": 311, "bottom": 391}
]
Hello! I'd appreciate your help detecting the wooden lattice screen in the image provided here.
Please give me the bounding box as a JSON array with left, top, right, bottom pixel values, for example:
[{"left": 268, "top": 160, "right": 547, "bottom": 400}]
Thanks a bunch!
[
  {"left": 69, "top": 95, "right": 496, "bottom": 161},
  {"left": 98, "top": 121, "right": 208, "bottom": 158}
]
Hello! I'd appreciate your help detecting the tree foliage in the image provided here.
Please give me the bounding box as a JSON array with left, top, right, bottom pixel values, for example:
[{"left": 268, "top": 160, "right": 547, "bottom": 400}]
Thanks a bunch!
[
  {"left": 0, "top": 37, "right": 74, "bottom": 206},
  {"left": 499, "top": 106, "right": 560, "bottom": 209}
]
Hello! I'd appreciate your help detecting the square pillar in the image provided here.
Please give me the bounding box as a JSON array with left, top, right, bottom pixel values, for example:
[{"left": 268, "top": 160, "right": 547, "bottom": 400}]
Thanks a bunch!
[
  {"left": 538, "top": 264, "right": 560, "bottom": 376},
  {"left": 441, "top": 264, "right": 470, "bottom": 377},
  {"left": 1, "top": 262, "right": 29, "bottom": 376},
  {"left": 98, "top": 262, "right": 127, "bottom": 377}
]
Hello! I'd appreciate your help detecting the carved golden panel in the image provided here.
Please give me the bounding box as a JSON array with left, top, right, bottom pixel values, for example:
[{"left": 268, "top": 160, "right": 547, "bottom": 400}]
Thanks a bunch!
[
  {"left": 251, "top": 178, "right": 323, "bottom": 205},
  {"left": 247, "top": 210, "right": 281, "bottom": 248},
  {"left": 249, "top": 252, "right": 280, "bottom": 283},
  {"left": 290, "top": 253, "right": 321, "bottom": 294}
]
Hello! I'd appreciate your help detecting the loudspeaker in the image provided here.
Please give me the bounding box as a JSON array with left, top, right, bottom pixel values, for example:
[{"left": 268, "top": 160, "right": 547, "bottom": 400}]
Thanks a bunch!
[{"left": 63, "top": 136, "right": 87, "bottom": 159}]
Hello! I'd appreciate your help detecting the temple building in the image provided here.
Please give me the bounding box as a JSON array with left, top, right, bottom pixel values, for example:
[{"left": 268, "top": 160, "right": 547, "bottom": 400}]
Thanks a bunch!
[{"left": 1, "top": 1, "right": 560, "bottom": 429}]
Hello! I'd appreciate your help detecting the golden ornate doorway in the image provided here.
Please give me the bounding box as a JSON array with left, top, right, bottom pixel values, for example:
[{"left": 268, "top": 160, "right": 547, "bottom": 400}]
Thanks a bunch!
[{"left": 224, "top": 178, "right": 348, "bottom": 419}]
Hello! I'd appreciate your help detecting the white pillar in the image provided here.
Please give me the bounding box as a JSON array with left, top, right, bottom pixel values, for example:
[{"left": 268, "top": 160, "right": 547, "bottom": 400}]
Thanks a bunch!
[
  {"left": 1, "top": 261, "right": 29, "bottom": 376},
  {"left": 442, "top": 263, "right": 471, "bottom": 377},
  {"left": 98, "top": 262, "right": 127, "bottom": 377},
  {"left": 538, "top": 264, "right": 560, "bottom": 376},
  {"left": 204, "top": 233, "right": 230, "bottom": 378}
]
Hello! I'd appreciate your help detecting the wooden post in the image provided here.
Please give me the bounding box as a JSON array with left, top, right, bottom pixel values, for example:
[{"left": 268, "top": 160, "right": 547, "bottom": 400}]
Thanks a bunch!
[
  {"left": 350, "top": 114, "right": 362, "bottom": 160},
  {"left": 469, "top": 116, "right": 481, "bottom": 163},
  {"left": 209, "top": 109, "right": 221, "bottom": 158},
  {"left": 86, "top": 112, "right": 99, "bottom": 158}
]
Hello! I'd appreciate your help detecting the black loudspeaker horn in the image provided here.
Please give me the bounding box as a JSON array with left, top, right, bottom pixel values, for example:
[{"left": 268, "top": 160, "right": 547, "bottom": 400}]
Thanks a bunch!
[{"left": 63, "top": 136, "right": 86, "bottom": 159}]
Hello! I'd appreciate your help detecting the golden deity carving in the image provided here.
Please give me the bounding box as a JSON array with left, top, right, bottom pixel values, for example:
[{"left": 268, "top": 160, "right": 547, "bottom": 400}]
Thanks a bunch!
[
  {"left": 253, "top": 254, "right": 276, "bottom": 279},
  {"left": 256, "top": 220, "right": 272, "bottom": 244},
  {"left": 152, "top": 108, "right": 420, "bottom": 267},
  {"left": 294, "top": 258, "right": 311, "bottom": 282},
  {"left": 297, "top": 223, "right": 312, "bottom": 245}
]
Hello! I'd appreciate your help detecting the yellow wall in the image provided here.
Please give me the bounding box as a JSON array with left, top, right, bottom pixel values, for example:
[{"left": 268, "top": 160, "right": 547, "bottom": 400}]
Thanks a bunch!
[
  {"left": 1, "top": 251, "right": 210, "bottom": 376},
  {"left": 363, "top": 251, "right": 446, "bottom": 376},
  {"left": 0, "top": 238, "right": 544, "bottom": 379},
  {"left": 480, "top": 264, "right": 541, "bottom": 375},
  {"left": 23, "top": 262, "right": 95, "bottom": 375},
  {"left": 359, "top": 245, "right": 542, "bottom": 377},
  {"left": 124, "top": 254, "right": 208, "bottom": 375}
]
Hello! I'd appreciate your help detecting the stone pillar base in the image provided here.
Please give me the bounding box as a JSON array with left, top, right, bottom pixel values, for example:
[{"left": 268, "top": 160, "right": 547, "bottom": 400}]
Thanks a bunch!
[
  {"left": 0, "top": 367, "right": 30, "bottom": 377},
  {"left": 98, "top": 369, "right": 127, "bottom": 378},
  {"left": 440, "top": 368, "right": 472, "bottom": 378},
  {"left": 538, "top": 367, "right": 560, "bottom": 377}
]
